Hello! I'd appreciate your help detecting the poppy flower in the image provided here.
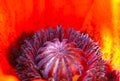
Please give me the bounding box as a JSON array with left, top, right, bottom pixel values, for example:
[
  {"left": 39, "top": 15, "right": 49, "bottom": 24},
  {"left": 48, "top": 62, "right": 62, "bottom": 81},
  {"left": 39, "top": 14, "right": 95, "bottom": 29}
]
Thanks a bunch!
[{"left": 0, "top": 0, "right": 120, "bottom": 81}]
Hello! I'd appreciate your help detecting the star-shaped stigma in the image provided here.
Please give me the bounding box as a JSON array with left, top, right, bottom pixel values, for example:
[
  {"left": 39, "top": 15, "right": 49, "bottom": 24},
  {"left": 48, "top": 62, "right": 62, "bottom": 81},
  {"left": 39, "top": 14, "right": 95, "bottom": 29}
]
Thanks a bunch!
[{"left": 36, "top": 38, "right": 85, "bottom": 81}]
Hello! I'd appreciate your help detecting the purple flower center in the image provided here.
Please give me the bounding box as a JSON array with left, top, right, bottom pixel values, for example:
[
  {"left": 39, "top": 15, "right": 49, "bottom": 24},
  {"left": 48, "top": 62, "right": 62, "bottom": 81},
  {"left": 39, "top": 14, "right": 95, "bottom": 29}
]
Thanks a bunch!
[
  {"left": 35, "top": 38, "right": 84, "bottom": 81},
  {"left": 15, "top": 26, "right": 119, "bottom": 81}
]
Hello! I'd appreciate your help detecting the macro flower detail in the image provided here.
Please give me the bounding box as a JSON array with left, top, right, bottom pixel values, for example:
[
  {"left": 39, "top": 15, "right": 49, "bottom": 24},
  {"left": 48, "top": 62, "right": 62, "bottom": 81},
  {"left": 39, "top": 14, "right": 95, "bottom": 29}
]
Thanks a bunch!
[
  {"left": 15, "top": 26, "right": 118, "bottom": 81},
  {"left": 36, "top": 38, "right": 85, "bottom": 81}
]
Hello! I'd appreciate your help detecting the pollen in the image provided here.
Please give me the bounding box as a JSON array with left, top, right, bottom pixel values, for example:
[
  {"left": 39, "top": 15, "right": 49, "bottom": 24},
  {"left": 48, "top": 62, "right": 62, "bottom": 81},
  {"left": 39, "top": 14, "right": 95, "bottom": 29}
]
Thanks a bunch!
[{"left": 15, "top": 26, "right": 119, "bottom": 81}]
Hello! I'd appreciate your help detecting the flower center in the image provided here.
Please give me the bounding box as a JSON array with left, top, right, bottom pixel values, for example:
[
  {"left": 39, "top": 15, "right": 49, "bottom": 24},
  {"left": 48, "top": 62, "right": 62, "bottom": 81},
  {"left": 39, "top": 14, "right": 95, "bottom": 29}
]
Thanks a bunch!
[
  {"left": 46, "top": 39, "right": 66, "bottom": 55},
  {"left": 15, "top": 27, "right": 109, "bottom": 81},
  {"left": 35, "top": 38, "right": 84, "bottom": 81}
]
